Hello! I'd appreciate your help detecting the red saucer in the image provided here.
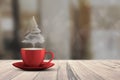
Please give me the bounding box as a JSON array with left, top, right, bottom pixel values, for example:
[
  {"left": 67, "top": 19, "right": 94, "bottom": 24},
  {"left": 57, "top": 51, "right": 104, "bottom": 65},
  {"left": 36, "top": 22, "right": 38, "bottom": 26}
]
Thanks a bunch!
[{"left": 12, "top": 62, "right": 54, "bottom": 71}]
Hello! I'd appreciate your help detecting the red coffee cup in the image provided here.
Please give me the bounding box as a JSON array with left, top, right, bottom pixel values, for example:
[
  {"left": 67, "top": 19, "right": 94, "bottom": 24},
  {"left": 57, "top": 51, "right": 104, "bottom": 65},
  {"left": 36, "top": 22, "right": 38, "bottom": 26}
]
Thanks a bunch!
[{"left": 21, "top": 48, "right": 54, "bottom": 67}]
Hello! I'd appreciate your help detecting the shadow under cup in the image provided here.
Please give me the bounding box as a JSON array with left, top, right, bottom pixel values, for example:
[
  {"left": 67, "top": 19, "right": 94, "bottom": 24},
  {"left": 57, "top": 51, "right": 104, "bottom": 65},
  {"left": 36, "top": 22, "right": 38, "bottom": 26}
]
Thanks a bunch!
[{"left": 21, "top": 48, "right": 54, "bottom": 67}]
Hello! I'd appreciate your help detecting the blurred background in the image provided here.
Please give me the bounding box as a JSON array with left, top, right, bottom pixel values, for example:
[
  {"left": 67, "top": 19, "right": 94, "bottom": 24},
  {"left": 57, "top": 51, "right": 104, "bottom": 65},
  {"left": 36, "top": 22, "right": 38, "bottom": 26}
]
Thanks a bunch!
[{"left": 0, "top": 0, "right": 120, "bottom": 59}]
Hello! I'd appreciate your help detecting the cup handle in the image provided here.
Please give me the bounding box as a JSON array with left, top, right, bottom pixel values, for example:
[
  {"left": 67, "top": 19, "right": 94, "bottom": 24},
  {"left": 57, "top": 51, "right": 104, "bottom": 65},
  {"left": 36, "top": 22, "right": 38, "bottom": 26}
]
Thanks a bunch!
[{"left": 44, "top": 51, "right": 54, "bottom": 65}]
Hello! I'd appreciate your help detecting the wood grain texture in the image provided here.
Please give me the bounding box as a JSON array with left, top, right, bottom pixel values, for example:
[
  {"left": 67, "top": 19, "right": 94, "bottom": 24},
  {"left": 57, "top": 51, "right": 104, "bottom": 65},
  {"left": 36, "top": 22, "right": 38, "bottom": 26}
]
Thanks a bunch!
[
  {"left": 34, "top": 60, "right": 59, "bottom": 80},
  {"left": 0, "top": 60, "right": 120, "bottom": 80}
]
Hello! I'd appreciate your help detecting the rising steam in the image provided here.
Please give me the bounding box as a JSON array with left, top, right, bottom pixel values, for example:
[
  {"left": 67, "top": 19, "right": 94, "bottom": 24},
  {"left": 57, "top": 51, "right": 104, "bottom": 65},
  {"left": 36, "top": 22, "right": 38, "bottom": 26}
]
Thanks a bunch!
[{"left": 22, "top": 16, "right": 45, "bottom": 47}]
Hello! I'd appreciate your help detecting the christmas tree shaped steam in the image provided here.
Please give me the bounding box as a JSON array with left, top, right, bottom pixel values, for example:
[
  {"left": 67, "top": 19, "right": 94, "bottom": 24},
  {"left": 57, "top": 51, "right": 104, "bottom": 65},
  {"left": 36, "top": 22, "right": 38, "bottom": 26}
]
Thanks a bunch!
[{"left": 22, "top": 16, "right": 45, "bottom": 47}]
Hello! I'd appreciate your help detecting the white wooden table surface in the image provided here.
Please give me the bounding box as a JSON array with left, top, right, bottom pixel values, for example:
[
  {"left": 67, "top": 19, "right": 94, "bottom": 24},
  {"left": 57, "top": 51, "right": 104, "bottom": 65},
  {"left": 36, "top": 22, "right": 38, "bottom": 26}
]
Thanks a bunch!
[{"left": 0, "top": 60, "right": 120, "bottom": 80}]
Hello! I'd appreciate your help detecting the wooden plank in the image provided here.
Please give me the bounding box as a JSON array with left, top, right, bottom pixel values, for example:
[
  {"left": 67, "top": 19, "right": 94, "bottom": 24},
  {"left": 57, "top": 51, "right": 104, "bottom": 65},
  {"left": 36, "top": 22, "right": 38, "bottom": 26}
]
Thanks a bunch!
[
  {"left": 80, "top": 61, "right": 120, "bottom": 80},
  {"left": 34, "top": 60, "right": 59, "bottom": 80},
  {"left": 0, "top": 60, "right": 16, "bottom": 74},
  {"left": 0, "top": 60, "right": 8, "bottom": 63},
  {"left": 0, "top": 60, "right": 13, "bottom": 64},
  {"left": 0, "top": 69, "right": 22, "bottom": 80},
  {"left": 68, "top": 61, "right": 105, "bottom": 80},
  {"left": 99, "top": 61, "right": 120, "bottom": 71},
  {"left": 57, "top": 60, "right": 68, "bottom": 80},
  {"left": 1, "top": 60, "right": 120, "bottom": 80},
  {"left": 67, "top": 62, "right": 81, "bottom": 80},
  {"left": 0, "top": 60, "right": 23, "bottom": 80},
  {"left": 11, "top": 72, "right": 39, "bottom": 80}
]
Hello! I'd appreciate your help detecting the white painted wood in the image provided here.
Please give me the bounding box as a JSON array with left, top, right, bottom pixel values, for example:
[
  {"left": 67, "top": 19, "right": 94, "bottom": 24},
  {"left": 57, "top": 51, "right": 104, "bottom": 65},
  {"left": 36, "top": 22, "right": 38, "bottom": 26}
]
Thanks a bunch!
[
  {"left": 11, "top": 72, "right": 39, "bottom": 80},
  {"left": 57, "top": 61, "right": 68, "bottom": 80},
  {"left": 68, "top": 61, "right": 104, "bottom": 80},
  {"left": 80, "top": 60, "right": 120, "bottom": 80},
  {"left": 34, "top": 60, "right": 59, "bottom": 80},
  {"left": 0, "top": 60, "right": 120, "bottom": 80}
]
